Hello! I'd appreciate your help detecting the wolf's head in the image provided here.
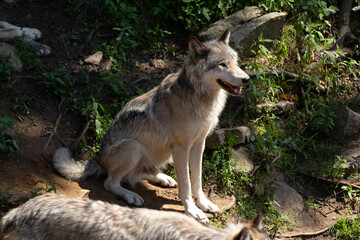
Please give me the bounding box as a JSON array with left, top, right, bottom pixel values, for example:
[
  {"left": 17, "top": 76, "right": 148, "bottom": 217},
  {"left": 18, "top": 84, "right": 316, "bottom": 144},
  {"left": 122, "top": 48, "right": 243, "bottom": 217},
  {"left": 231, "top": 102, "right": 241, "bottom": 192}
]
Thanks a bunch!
[
  {"left": 188, "top": 29, "right": 250, "bottom": 96},
  {"left": 231, "top": 212, "right": 269, "bottom": 240}
]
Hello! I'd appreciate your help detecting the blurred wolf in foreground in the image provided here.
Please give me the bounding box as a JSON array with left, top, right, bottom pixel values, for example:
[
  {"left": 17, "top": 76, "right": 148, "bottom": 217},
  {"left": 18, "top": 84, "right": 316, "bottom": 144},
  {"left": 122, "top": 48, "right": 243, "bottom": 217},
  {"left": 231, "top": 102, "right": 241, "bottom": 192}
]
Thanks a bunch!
[
  {"left": 53, "top": 29, "right": 250, "bottom": 222},
  {"left": 1, "top": 194, "right": 269, "bottom": 240}
]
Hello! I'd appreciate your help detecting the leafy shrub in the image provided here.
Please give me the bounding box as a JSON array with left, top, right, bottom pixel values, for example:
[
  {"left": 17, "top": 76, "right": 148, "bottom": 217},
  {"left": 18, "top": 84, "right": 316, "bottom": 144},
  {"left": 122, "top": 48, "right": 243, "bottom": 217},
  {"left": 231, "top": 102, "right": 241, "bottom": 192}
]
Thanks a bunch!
[
  {"left": 0, "top": 54, "right": 12, "bottom": 83},
  {"left": 0, "top": 116, "right": 20, "bottom": 156},
  {"left": 330, "top": 218, "right": 360, "bottom": 240}
]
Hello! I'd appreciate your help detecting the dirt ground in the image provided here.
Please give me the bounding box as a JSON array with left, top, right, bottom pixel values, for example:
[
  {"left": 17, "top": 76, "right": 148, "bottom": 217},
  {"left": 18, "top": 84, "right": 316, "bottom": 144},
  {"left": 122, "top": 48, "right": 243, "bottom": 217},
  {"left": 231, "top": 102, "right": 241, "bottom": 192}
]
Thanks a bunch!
[{"left": 0, "top": 1, "right": 359, "bottom": 239}]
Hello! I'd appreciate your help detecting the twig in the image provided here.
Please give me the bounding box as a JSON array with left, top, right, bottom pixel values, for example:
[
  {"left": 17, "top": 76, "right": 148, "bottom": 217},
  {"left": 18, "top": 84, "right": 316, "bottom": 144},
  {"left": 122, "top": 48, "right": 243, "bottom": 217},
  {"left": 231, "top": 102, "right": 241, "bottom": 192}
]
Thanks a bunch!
[
  {"left": 87, "top": 18, "right": 99, "bottom": 42},
  {"left": 11, "top": 107, "right": 24, "bottom": 122},
  {"left": 245, "top": 68, "right": 326, "bottom": 92},
  {"left": 75, "top": 0, "right": 88, "bottom": 11},
  {"left": 278, "top": 223, "right": 335, "bottom": 238},
  {"left": 272, "top": 152, "right": 281, "bottom": 164},
  {"left": 54, "top": 132, "right": 66, "bottom": 146},
  {"left": 71, "top": 118, "right": 91, "bottom": 153},
  {"left": 42, "top": 112, "right": 62, "bottom": 156},
  {"left": 303, "top": 173, "right": 360, "bottom": 190},
  {"left": 232, "top": 102, "right": 244, "bottom": 119},
  {"left": 59, "top": 36, "right": 70, "bottom": 59},
  {"left": 250, "top": 165, "right": 261, "bottom": 177},
  {"left": 299, "top": 84, "right": 309, "bottom": 112}
]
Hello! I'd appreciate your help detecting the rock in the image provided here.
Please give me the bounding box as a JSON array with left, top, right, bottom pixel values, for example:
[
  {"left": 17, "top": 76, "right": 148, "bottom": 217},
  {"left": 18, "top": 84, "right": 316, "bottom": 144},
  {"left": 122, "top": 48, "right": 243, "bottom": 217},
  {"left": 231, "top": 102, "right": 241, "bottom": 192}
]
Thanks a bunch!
[
  {"left": 256, "top": 100, "right": 295, "bottom": 114},
  {"left": 267, "top": 181, "right": 304, "bottom": 221},
  {"left": 100, "top": 59, "right": 111, "bottom": 71},
  {"left": 199, "top": 6, "right": 263, "bottom": 41},
  {"left": 0, "top": 123, "right": 17, "bottom": 141},
  {"left": 340, "top": 147, "right": 360, "bottom": 173},
  {"left": 0, "top": 42, "right": 22, "bottom": 71},
  {"left": 206, "top": 126, "right": 251, "bottom": 149},
  {"left": 150, "top": 59, "right": 167, "bottom": 68},
  {"left": 231, "top": 146, "right": 254, "bottom": 174},
  {"left": 332, "top": 106, "right": 360, "bottom": 144},
  {"left": 199, "top": 6, "right": 287, "bottom": 57},
  {"left": 206, "top": 129, "right": 226, "bottom": 149},
  {"left": 255, "top": 170, "right": 285, "bottom": 196},
  {"left": 231, "top": 12, "right": 287, "bottom": 57},
  {"left": 296, "top": 211, "right": 316, "bottom": 227},
  {"left": 84, "top": 51, "right": 103, "bottom": 65}
]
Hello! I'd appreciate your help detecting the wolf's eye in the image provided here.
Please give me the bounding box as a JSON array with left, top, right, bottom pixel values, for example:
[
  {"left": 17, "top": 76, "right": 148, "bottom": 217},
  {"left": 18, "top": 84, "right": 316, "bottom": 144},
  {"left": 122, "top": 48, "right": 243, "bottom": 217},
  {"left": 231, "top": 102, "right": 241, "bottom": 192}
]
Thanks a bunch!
[{"left": 220, "top": 63, "right": 228, "bottom": 68}]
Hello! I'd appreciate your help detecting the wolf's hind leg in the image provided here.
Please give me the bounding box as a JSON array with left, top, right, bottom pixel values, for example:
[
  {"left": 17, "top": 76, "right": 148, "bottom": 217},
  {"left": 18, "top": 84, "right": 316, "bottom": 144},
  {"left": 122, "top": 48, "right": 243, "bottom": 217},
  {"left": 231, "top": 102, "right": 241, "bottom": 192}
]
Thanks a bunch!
[
  {"left": 104, "top": 175, "right": 144, "bottom": 206},
  {"left": 103, "top": 139, "right": 144, "bottom": 207},
  {"left": 145, "top": 172, "right": 177, "bottom": 187}
]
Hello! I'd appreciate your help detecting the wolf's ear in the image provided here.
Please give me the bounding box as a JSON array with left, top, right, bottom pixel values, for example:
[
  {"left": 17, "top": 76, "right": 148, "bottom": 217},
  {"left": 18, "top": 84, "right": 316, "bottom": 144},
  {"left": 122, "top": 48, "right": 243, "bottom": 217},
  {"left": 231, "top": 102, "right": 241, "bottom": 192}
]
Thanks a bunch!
[
  {"left": 250, "top": 212, "right": 263, "bottom": 230},
  {"left": 217, "top": 28, "right": 231, "bottom": 45},
  {"left": 188, "top": 37, "right": 209, "bottom": 64},
  {"left": 233, "top": 228, "right": 250, "bottom": 240}
]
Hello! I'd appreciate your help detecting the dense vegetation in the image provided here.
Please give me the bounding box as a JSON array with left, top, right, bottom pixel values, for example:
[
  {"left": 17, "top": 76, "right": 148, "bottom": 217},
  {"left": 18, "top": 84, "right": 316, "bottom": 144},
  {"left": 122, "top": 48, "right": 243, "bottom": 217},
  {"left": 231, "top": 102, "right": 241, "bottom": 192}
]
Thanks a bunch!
[{"left": 1, "top": 0, "right": 360, "bottom": 238}]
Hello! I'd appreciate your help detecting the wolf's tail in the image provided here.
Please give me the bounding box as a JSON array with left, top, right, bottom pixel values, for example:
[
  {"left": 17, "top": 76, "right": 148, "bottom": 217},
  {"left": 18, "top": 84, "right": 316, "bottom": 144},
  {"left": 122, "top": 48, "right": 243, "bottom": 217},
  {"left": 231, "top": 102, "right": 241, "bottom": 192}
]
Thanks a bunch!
[{"left": 53, "top": 147, "right": 105, "bottom": 182}]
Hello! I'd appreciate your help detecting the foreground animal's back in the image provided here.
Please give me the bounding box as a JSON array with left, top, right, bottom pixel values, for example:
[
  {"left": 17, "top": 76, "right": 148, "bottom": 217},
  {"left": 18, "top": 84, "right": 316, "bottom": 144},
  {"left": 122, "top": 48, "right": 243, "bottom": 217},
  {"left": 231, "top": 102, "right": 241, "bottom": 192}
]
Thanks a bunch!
[{"left": 1, "top": 194, "right": 269, "bottom": 240}]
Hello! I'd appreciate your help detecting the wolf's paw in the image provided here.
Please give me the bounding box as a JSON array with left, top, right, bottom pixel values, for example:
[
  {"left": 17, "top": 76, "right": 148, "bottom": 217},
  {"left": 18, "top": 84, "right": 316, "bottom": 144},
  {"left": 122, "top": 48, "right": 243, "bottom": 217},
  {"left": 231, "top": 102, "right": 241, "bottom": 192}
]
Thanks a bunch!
[
  {"left": 186, "top": 202, "right": 209, "bottom": 223},
  {"left": 24, "top": 40, "right": 51, "bottom": 56},
  {"left": 196, "top": 196, "right": 220, "bottom": 213},
  {"left": 124, "top": 191, "right": 144, "bottom": 207},
  {"left": 156, "top": 173, "right": 177, "bottom": 187},
  {"left": 22, "top": 27, "right": 41, "bottom": 40}
]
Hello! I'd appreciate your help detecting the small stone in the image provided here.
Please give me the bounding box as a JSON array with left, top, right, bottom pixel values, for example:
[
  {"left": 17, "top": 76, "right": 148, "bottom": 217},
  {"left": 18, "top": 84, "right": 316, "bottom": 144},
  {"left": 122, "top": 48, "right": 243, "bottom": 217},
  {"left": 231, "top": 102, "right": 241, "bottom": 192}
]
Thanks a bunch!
[
  {"left": 206, "top": 129, "right": 226, "bottom": 149},
  {"left": 231, "top": 146, "right": 254, "bottom": 174},
  {"left": 206, "top": 126, "right": 251, "bottom": 149},
  {"left": 84, "top": 51, "right": 103, "bottom": 65},
  {"left": 100, "top": 59, "right": 111, "bottom": 71}
]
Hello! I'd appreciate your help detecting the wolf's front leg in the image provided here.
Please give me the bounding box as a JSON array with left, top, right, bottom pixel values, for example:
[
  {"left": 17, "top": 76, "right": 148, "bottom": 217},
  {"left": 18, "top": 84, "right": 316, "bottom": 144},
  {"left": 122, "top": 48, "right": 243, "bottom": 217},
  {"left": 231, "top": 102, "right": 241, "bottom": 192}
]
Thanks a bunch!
[
  {"left": 190, "top": 139, "right": 220, "bottom": 214},
  {"left": 172, "top": 143, "right": 209, "bottom": 223}
]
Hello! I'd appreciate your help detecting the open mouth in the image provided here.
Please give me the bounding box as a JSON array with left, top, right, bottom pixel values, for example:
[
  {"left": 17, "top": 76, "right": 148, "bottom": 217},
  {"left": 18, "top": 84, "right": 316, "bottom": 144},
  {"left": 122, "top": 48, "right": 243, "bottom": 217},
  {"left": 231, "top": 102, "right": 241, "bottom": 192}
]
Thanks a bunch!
[{"left": 217, "top": 79, "right": 242, "bottom": 95}]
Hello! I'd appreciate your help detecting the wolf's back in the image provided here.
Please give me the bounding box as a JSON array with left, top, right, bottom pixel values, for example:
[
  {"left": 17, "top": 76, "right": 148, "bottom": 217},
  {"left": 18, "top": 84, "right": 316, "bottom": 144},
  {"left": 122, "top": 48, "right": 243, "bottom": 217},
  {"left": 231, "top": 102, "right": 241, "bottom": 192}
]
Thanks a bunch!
[{"left": 53, "top": 147, "right": 104, "bottom": 182}]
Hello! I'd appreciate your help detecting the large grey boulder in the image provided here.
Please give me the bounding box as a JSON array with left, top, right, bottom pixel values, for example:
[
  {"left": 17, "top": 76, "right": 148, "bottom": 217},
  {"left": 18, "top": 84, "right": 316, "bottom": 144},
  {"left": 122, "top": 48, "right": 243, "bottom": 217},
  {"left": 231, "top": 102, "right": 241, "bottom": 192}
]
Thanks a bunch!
[
  {"left": 0, "top": 123, "right": 17, "bottom": 141},
  {"left": 0, "top": 42, "right": 22, "bottom": 71},
  {"left": 262, "top": 176, "right": 316, "bottom": 227},
  {"left": 199, "top": 6, "right": 263, "bottom": 41},
  {"left": 199, "top": 6, "right": 287, "bottom": 57},
  {"left": 332, "top": 106, "right": 360, "bottom": 144},
  {"left": 267, "top": 181, "right": 304, "bottom": 221}
]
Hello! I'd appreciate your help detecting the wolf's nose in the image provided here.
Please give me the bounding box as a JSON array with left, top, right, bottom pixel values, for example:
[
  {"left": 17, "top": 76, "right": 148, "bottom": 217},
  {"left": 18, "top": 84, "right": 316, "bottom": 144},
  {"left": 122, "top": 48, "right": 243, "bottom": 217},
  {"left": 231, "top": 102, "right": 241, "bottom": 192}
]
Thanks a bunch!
[{"left": 242, "top": 76, "right": 250, "bottom": 84}]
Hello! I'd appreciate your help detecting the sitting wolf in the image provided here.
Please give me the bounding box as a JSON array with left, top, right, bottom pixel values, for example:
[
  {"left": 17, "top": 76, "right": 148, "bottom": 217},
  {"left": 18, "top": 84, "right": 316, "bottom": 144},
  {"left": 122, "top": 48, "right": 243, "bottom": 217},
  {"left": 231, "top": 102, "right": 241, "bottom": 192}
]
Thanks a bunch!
[{"left": 53, "top": 29, "right": 250, "bottom": 222}]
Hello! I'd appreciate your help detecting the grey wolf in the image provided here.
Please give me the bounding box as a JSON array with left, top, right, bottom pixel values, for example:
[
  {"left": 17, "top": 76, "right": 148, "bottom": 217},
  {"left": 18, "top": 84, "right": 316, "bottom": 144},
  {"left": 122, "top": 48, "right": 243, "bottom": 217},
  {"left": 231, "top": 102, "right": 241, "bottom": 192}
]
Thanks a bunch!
[
  {"left": 1, "top": 193, "right": 269, "bottom": 240},
  {"left": 0, "top": 21, "right": 50, "bottom": 55},
  {"left": 53, "top": 29, "right": 250, "bottom": 223}
]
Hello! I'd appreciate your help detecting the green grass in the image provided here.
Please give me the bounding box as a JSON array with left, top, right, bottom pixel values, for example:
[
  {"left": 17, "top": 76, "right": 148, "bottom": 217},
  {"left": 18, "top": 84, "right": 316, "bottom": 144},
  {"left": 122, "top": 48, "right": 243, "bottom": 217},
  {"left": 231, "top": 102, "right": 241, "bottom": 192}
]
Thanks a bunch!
[{"left": 330, "top": 218, "right": 360, "bottom": 240}]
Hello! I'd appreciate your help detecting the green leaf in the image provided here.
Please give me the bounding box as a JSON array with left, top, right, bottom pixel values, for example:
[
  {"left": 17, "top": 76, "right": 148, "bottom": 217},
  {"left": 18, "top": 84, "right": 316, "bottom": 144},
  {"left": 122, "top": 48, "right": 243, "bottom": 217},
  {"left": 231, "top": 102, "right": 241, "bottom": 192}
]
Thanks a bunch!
[{"left": 32, "top": 187, "right": 43, "bottom": 194}]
